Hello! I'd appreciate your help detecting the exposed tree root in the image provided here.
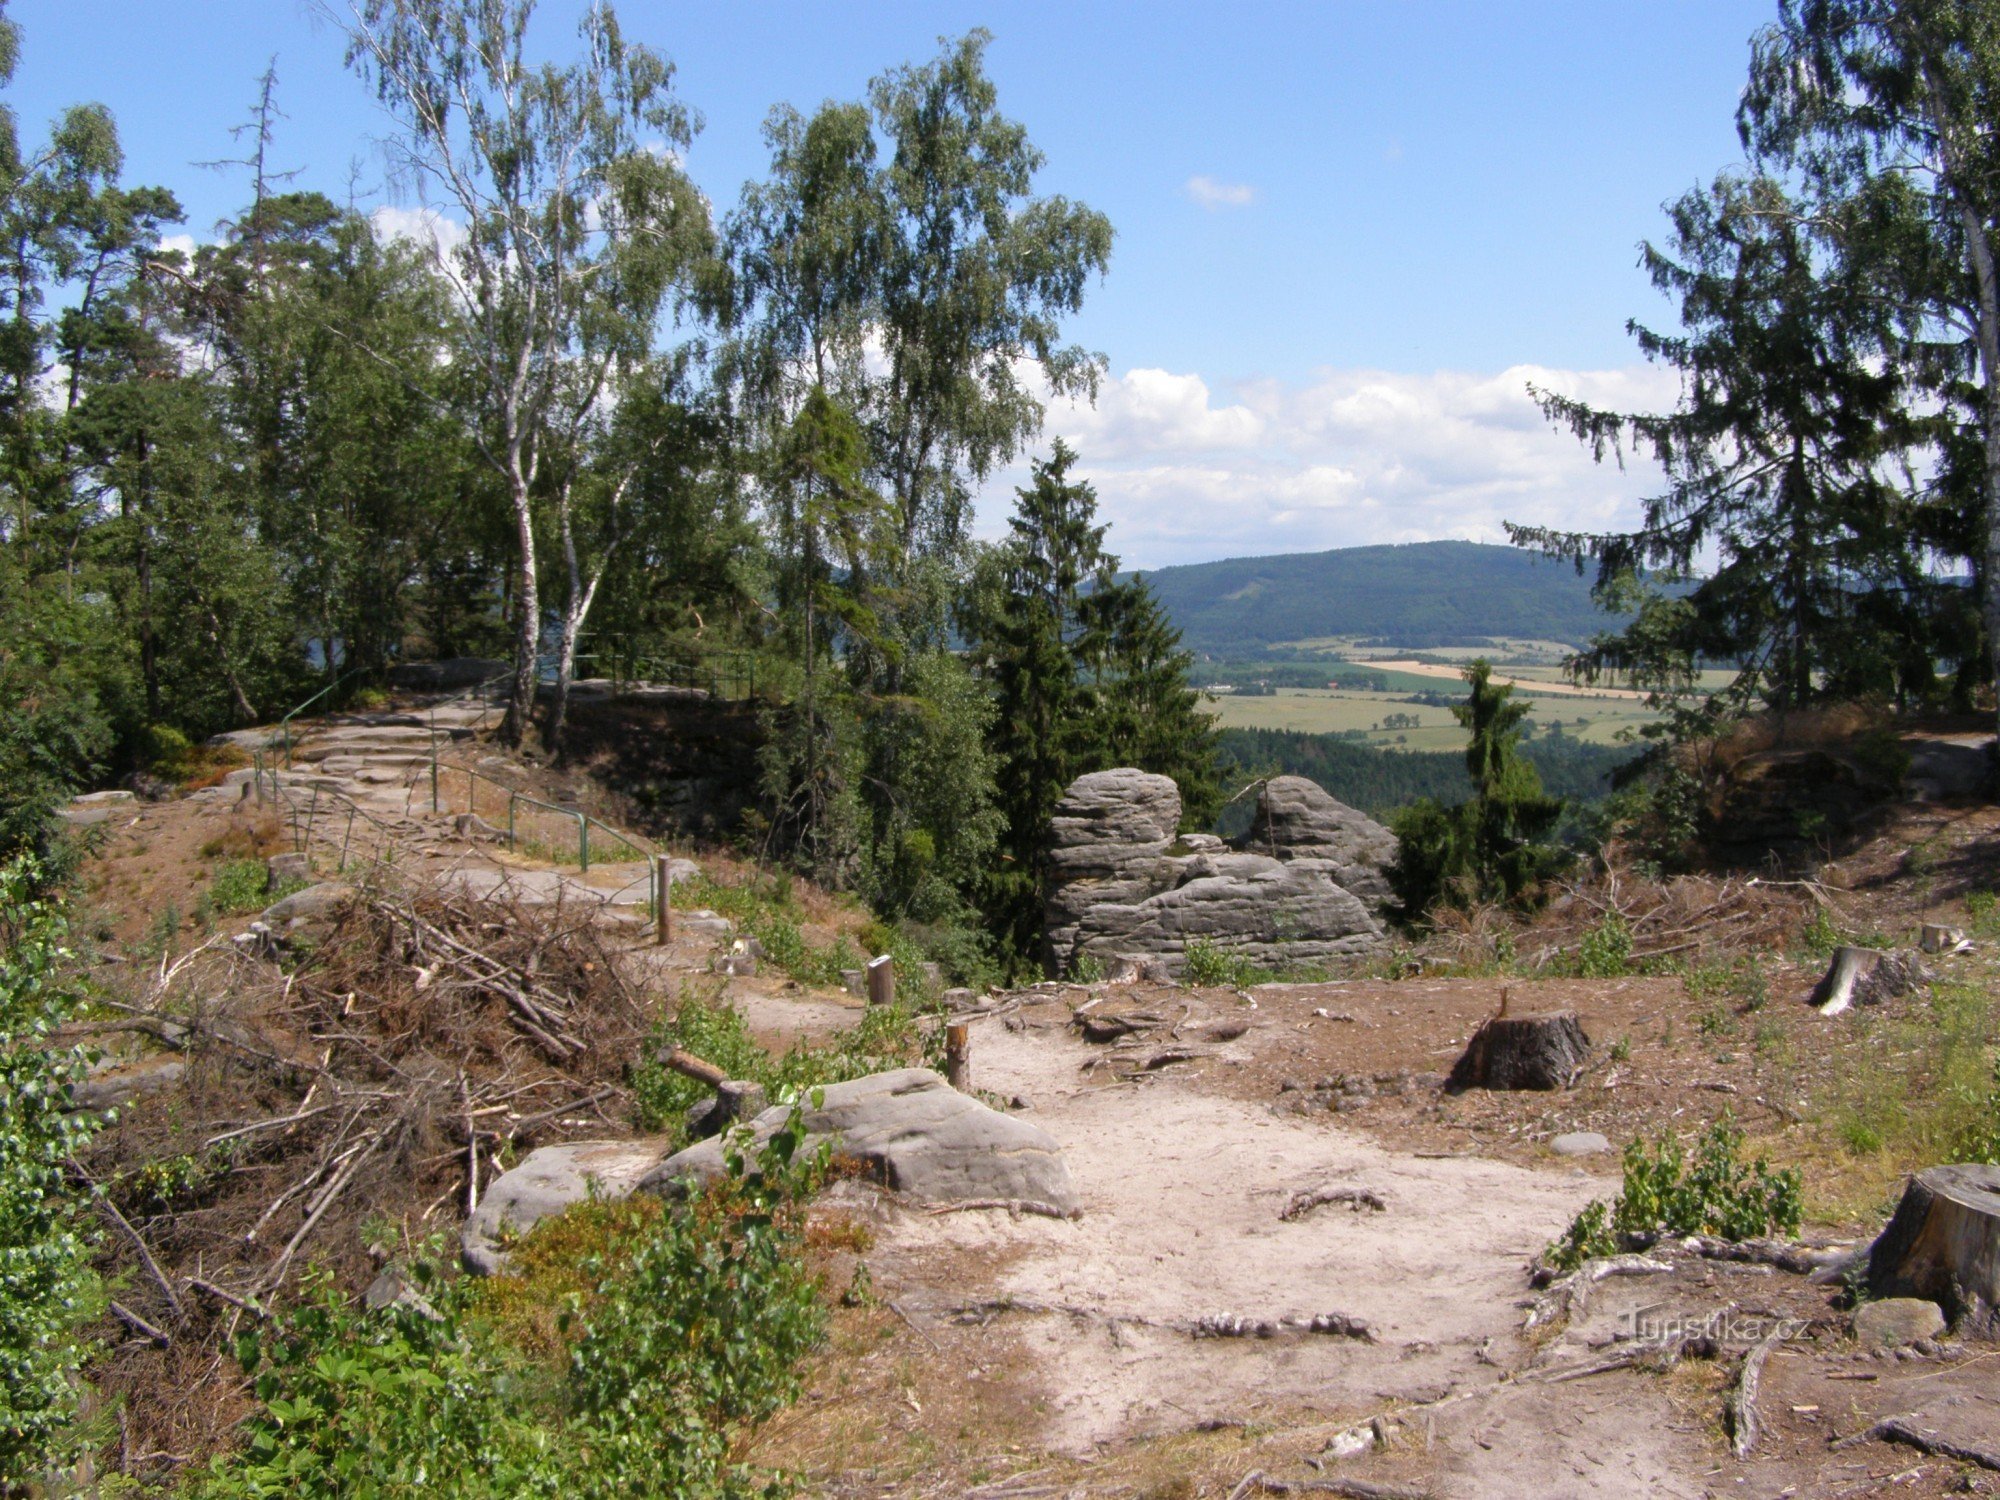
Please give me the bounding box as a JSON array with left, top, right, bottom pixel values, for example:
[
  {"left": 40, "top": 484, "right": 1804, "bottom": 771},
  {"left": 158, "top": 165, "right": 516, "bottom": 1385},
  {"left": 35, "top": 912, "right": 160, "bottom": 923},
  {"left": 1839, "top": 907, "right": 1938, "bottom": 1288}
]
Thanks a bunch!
[
  {"left": 1281, "top": 1186, "right": 1388, "bottom": 1222},
  {"left": 1832, "top": 1414, "right": 2000, "bottom": 1471}
]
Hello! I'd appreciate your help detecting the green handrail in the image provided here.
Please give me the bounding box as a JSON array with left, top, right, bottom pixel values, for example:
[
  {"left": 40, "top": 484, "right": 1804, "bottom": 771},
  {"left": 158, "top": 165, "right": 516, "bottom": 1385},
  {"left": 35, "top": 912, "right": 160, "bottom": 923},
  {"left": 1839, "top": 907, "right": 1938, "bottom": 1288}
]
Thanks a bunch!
[
  {"left": 507, "top": 793, "right": 590, "bottom": 871},
  {"left": 279, "top": 665, "right": 370, "bottom": 768}
]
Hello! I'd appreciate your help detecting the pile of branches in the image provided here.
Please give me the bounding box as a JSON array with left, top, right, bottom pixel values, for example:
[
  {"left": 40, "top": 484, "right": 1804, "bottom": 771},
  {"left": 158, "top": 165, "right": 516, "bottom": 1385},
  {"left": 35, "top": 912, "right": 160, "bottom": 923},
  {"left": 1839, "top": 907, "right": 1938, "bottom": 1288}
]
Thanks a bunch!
[
  {"left": 68, "top": 884, "right": 654, "bottom": 1476},
  {"left": 1426, "top": 865, "right": 1822, "bottom": 974}
]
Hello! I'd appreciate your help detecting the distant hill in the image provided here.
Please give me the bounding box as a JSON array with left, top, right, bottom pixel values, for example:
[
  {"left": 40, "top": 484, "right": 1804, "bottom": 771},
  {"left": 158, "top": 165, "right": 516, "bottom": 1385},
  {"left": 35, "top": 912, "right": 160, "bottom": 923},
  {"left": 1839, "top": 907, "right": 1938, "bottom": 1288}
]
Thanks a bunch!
[{"left": 1133, "top": 540, "right": 1619, "bottom": 656}]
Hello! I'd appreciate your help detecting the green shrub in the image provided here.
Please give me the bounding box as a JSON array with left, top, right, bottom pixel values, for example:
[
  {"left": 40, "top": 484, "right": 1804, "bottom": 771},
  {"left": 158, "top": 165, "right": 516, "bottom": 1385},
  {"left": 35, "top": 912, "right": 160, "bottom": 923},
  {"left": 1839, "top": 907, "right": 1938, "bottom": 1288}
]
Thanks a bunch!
[
  {"left": 1566, "top": 912, "right": 1632, "bottom": 978},
  {"left": 1546, "top": 1116, "right": 1802, "bottom": 1271},
  {"left": 207, "top": 858, "right": 274, "bottom": 915},
  {"left": 1181, "top": 938, "right": 1270, "bottom": 989},
  {"left": 631, "top": 990, "right": 942, "bottom": 1140},
  {"left": 194, "top": 1120, "right": 826, "bottom": 1499},
  {"left": 0, "top": 857, "right": 104, "bottom": 1478},
  {"left": 1797, "top": 906, "right": 1842, "bottom": 960}
]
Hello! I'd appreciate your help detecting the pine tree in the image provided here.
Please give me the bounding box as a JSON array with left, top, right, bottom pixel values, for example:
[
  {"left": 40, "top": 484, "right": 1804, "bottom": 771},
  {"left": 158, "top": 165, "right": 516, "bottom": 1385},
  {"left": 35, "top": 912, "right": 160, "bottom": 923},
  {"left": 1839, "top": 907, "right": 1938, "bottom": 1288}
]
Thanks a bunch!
[
  {"left": 1389, "top": 660, "right": 1566, "bottom": 919},
  {"left": 967, "top": 442, "right": 1219, "bottom": 964}
]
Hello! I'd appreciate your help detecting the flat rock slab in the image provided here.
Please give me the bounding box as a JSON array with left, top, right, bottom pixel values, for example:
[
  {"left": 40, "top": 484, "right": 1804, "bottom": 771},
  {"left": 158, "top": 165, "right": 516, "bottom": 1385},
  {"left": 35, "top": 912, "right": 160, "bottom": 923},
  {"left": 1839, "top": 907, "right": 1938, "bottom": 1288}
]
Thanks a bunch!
[
  {"left": 641, "top": 1067, "right": 1078, "bottom": 1215},
  {"left": 1550, "top": 1131, "right": 1612, "bottom": 1157},
  {"left": 260, "top": 882, "right": 356, "bottom": 926},
  {"left": 1854, "top": 1297, "right": 1946, "bottom": 1349},
  {"left": 462, "top": 1139, "right": 669, "bottom": 1275}
]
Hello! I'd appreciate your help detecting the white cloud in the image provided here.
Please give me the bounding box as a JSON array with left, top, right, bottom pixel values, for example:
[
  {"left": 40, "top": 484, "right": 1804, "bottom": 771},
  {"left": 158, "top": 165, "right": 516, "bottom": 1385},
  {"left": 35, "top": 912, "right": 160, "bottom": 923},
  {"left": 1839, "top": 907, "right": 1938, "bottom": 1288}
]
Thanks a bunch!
[
  {"left": 977, "top": 360, "right": 1681, "bottom": 570},
  {"left": 371, "top": 203, "right": 466, "bottom": 261},
  {"left": 156, "top": 233, "right": 199, "bottom": 260},
  {"left": 1183, "top": 174, "right": 1258, "bottom": 210}
]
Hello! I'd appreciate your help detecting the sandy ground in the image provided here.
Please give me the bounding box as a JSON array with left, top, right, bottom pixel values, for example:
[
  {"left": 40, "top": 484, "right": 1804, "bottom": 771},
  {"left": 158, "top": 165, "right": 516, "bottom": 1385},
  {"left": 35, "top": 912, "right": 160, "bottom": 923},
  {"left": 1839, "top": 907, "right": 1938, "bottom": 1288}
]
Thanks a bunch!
[{"left": 851, "top": 1012, "right": 1717, "bottom": 1496}]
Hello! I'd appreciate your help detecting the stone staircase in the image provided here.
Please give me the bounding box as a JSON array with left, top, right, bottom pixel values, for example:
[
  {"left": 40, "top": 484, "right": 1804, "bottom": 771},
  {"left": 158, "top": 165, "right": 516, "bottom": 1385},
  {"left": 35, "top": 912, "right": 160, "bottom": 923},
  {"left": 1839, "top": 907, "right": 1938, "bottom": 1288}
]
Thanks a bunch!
[{"left": 201, "top": 689, "right": 684, "bottom": 913}]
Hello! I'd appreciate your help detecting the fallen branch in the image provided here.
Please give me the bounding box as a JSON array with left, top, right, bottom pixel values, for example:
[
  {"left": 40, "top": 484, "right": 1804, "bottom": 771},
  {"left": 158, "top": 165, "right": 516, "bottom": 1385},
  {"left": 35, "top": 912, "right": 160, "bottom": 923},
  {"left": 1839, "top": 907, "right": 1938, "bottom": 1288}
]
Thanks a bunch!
[
  {"left": 1226, "top": 1472, "right": 1429, "bottom": 1500},
  {"left": 1281, "top": 1186, "right": 1387, "bottom": 1222},
  {"left": 86, "top": 1179, "right": 186, "bottom": 1325},
  {"left": 108, "top": 1299, "right": 171, "bottom": 1348},
  {"left": 1831, "top": 1415, "right": 2000, "bottom": 1471},
  {"left": 926, "top": 1198, "right": 1079, "bottom": 1222},
  {"left": 1728, "top": 1326, "right": 1783, "bottom": 1458},
  {"left": 1524, "top": 1255, "right": 1672, "bottom": 1330}
]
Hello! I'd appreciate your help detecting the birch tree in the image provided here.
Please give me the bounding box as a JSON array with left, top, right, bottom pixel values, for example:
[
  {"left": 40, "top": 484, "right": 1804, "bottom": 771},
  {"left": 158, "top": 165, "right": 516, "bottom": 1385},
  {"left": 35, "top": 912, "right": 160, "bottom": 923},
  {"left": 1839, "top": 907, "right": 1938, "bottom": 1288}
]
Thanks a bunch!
[{"left": 327, "top": 0, "right": 712, "bottom": 748}]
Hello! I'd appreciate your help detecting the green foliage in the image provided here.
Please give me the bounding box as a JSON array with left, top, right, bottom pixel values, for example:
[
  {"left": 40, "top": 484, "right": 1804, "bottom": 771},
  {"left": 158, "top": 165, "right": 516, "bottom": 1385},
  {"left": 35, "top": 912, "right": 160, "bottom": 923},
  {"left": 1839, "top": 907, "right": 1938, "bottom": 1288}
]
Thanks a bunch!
[
  {"left": 963, "top": 443, "right": 1221, "bottom": 965},
  {"left": 1963, "top": 1060, "right": 2000, "bottom": 1166},
  {"left": 1546, "top": 1117, "right": 1803, "bottom": 1271},
  {"left": 1797, "top": 906, "right": 1842, "bottom": 961},
  {"left": 1216, "top": 727, "right": 1638, "bottom": 826},
  {"left": 1388, "top": 660, "right": 1568, "bottom": 921},
  {"left": 1181, "top": 939, "right": 1270, "bottom": 990},
  {"left": 0, "top": 857, "right": 104, "bottom": 1478},
  {"left": 194, "top": 1122, "right": 825, "bottom": 1499},
  {"left": 1568, "top": 912, "right": 1632, "bottom": 979},
  {"left": 207, "top": 858, "right": 274, "bottom": 915},
  {"left": 631, "top": 989, "right": 942, "bottom": 1140}
]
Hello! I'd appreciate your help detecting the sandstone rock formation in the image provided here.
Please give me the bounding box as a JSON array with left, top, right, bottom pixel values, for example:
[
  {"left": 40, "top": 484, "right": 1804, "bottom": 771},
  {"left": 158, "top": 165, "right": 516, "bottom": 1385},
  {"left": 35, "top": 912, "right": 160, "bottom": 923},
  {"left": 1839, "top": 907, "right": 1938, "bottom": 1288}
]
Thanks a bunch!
[
  {"left": 462, "top": 1138, "right": 669, "bottom": 1275},
  {"left": 642, "top": 1068, "right": 1078, "bottom": 1215},
  {"left": 1238, "top": 775, "right": 1399, "bottom": 918},
  {"left": 1044, "top": 769, "right": 1395, "bottom": 978}
]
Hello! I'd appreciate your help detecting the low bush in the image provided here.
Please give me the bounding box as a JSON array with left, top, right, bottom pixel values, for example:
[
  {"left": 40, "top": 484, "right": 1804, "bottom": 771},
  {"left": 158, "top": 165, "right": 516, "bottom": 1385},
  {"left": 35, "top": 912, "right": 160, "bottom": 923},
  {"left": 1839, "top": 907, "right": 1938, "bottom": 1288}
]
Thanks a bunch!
[
  {"left": 1546, "top": 1116, "right": 1803, "bottom": 1271},
  {"left": 0, "top": 857, "right": 104, "bottom": 1479},
  {"left": 631, "top": 989, "right": 943, "bottom": 1140},
  {"left": 193, "top": 1118, "right": 827, "bottom": 1499}
]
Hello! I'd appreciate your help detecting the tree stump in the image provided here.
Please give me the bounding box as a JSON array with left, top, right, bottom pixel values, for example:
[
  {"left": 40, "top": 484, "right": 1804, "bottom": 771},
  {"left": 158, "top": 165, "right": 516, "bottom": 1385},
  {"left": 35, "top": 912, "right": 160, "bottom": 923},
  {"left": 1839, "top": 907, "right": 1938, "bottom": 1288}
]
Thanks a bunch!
[
  {"left": 1445, "top": 1011, "right": 1589, "bottom": 1093},
  {"left": 1810, "top": 946, "right": 1930, "bottom": 1015},
  {"left": 1866, "top": 1164, "right": 2000, "bottom": 1335}
]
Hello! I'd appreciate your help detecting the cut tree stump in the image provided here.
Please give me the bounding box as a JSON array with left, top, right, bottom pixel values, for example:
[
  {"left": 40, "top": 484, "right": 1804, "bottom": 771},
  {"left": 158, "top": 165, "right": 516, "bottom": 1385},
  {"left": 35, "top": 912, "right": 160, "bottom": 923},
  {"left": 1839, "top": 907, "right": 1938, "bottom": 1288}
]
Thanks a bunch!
[
  {"left": 1809, "top": 946, "right": 1930, "bottom": 1015},
  {"left": 1446, "top": 1010, "right": 1589, "bottom": 1093},
  {"left": 1866, "top": 1164, "right": 2000, "bottom": 1336}
]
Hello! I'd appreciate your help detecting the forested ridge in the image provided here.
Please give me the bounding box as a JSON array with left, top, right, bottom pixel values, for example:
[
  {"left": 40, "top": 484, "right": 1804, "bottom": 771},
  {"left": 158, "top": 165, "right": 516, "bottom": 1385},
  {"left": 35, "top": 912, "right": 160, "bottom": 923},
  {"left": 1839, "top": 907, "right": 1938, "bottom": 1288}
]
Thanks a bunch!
[{"left": 1137, "top": 540, "right": 1627, "bottom": 654}]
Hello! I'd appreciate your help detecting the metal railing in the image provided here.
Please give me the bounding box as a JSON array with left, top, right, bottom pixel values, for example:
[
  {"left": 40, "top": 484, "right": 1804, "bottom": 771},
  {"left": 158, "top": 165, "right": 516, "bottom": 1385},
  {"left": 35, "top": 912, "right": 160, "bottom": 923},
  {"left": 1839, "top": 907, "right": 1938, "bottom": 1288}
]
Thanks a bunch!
[
  {"left": 255, "top": 731, "right": 674, "bottom": 922},
  {"left": 278, "top": 666, "right": 371, "bottom": 768},
  {"left": 574, "top": 637, "right": 767, "bottom": 702}
]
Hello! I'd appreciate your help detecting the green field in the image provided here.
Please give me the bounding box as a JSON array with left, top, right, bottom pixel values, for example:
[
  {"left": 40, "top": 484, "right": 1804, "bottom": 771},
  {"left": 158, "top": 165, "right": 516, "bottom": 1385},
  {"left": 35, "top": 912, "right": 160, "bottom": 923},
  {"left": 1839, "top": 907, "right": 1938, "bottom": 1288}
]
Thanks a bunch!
[{"left": 1202, "top": 686, "right": 1661, "bottom": 750}]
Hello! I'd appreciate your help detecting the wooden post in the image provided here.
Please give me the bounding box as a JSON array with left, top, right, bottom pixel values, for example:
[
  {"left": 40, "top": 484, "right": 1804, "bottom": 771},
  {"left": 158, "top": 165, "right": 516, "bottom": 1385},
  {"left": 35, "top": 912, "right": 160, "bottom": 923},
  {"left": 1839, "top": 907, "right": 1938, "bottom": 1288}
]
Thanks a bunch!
[
  {"left": 654, "top": 853, "right": 672, "bottom": 946},
  {"left": 945, "top": 1021, "right": 970, "bottom": 1090},
  {"left": 866, "top": 953, "right": 895, "bottom": 1008}
]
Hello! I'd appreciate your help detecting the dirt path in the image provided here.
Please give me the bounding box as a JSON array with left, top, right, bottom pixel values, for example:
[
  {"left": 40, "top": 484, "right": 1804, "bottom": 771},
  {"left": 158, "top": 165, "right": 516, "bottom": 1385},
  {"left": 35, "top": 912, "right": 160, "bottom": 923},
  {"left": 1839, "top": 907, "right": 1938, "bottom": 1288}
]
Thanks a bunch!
[{"left": 857, "top": 1011, "right": 1707, "bottom": 1495}]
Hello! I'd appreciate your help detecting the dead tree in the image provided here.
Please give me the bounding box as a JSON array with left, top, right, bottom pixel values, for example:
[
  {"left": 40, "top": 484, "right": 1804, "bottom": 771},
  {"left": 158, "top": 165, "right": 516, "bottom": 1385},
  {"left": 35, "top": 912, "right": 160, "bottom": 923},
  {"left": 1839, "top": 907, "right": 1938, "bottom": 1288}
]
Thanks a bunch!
[
  {"left": 1866, "top": 1164, "right": 2000, "bottom": 1334},
  {"left": 1447, "top": 1011, "right": 1589, "bottom": 1093}
]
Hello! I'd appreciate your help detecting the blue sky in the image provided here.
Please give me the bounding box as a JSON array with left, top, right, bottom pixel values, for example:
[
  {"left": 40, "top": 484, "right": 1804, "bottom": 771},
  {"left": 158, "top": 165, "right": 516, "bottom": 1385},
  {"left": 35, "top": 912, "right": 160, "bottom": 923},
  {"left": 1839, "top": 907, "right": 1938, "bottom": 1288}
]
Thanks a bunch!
[{"left": 11, "top": 1, "right": 1776, "bottom": 568}]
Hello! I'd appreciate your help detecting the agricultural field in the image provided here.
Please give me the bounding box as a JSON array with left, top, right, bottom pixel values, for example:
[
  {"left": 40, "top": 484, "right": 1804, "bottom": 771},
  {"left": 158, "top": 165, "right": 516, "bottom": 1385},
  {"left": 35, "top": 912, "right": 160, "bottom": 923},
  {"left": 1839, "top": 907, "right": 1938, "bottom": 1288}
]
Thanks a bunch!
[{"left": 1202, "top": 685, "right": 1662, "bottom": 749}]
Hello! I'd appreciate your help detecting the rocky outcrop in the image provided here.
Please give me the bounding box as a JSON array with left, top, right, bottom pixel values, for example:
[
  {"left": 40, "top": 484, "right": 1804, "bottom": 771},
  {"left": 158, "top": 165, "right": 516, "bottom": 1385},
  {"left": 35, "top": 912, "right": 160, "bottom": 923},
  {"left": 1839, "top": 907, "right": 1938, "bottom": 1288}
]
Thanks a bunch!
[
  {"left": 641, "top": 1068, "right": 1078, "bottom": 1215},
  {"left": 1043, "top": 770, "right": 1395, "bottom": 978},
  {"left": 1238, "top": 775, "right": 1398, "bottom": 918},
  {"left": 1044, "top": 769, "right": 1184, "bottom": 965}
]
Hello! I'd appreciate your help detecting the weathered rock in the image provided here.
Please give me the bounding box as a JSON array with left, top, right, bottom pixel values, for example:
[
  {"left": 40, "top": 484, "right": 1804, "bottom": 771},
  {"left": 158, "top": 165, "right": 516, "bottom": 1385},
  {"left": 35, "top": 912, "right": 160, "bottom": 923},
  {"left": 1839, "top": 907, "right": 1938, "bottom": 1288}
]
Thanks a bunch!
[
  {"left": 1237, "top": 775, "right": 1399, "bottom": 917},
  {"left": 1551, "top": 1131, "right": 1612, "bottom": 1157},
  {"left": 259, "top": 882, "right": 355, "bottom": 929},
  {"left": 1044, "top": 769, "right": 1391, "bottom": 977},
  {"left": 462, "top": 1139, "right": 668, "bottom": 1275},
  {"left": 59, "top": 789, "right": 137, "bottom": 827},
  {"left": 1853, "top": 1297, "right": 1947, "bottom": 1350},
  {"left": 74, "top": 1053, "right": 185, "bottom": 1114},
  {"left": 266, "top": 852, "right": 311, "bottom": 887},
  {"left": 1902, "top": 733, "right": 1993, "bottom": 801},
  {"left": 641, "top": 1068, "right": 1077, "bottom": 1215}
]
